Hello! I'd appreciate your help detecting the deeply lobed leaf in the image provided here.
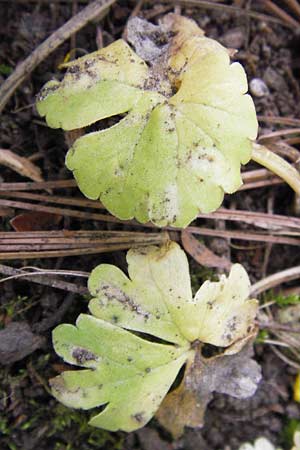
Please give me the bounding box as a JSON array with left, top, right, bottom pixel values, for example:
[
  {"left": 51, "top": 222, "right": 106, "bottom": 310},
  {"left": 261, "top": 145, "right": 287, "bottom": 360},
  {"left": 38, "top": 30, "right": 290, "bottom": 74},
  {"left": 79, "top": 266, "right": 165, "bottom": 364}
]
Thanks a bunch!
[
  {"left": 51, "top": 242, "right": 258, "bottom": 432},
  {"left": 37, "top": 15, "right": 258, "bottom": 227}
]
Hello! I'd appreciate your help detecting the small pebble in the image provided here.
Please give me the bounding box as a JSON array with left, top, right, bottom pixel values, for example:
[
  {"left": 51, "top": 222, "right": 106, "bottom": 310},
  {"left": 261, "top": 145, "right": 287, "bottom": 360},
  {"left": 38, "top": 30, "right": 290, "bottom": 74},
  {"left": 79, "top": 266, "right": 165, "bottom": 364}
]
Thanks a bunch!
[
  {"left": 249, "top": 78, "right": 269, "bottom": 97},
  {"left": 264, "top": 67, "right": 286, "bottom": 91},
  {"left": 221, "top": 28, "right": 245, "bottom": 49}
]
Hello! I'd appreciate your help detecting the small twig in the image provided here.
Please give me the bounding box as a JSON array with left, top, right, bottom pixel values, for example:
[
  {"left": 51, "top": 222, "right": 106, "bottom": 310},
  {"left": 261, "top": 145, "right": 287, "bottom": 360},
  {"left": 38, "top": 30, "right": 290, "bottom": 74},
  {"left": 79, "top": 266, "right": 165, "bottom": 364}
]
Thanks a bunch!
[
  {"left": 0, "top": 149, "right": 43, "bottom": 182},
  {"left": 186, "top": 226, "right": 300, "bottom": 246},
  {"left": 269, "top": 142, "right": 300, "bottom": 164},
  {"left": 198, "top": 208, "right": 300, "bottom": 231},
  {"left": 261, "top": 339, "right": 290, "bottom": 347},
  {"left": 7, "top": 192, "right": 300, "bottom": 231},
  {"left": 0, "top": 169, "right": 283, "bottom": 196},
  {"left": 258, "top": 115, "right": 300, "bottom": 127},
  {"left": 258, "top": 128, "right": 300, "bottom": 143},
  {"left": 258, "top": 319, "right": 300, "bottom": 334},
  {"left": 122, "top": 0, "right": 144, "bottom": 40},
  {"left": 270, "top": 345, "right": 300, "bottom": 369},
  {"left": 251, "top": 266, "right": 300, "bottom": 295},
  {"left": 70, "top": 1, "right": 78, "bottom": 52},
  {"left": 0, "top": 190, "right": 105, "bottom": 209},
  {"left": 0, "top": 0, "right": 116, "bottom": 113},
  {"left": 0, "top": 229, "right": 168, "bottom": 259},
  {"left": 0, "top": 198, "right": 124, "bottom": 223},
  {"left": 0, "top": 242, "right": 166, "bottom": 260},
  {"left": 0, "top": 269, "right": 89, "bottom": 285},
  {"left": 143, "top": 4, "right": 173, "bottom": 19},
  {"left": 0, "top": 264, "right": 88, "bottom": 294},
  {"left": 284, "top": 137, "right": 300, "bottom": 145},
  {"left": 282, "top": 0, "right": 300, "bottom": 20},
  {"left": 240, "top": 178, "right": 283, "bottom": 191},
  {"left": 157, "top": 0, "right": 293, "bottom": 28},
  {"left": 262, "top": 0, "right": 300, "bottom": 28},
  {"left": 261, "top": 194, "right": 274, "bottom": 278},
  {"left": 0, "top": 230, "right": 163, "bottom": 239},
  {"left": 259, "top": 300, "right": 276, "bottom": 309},
  {"left": 0, "top": 180, "right": 76, "bottom": 191},
  {"left": 242, "top": 167, "right": 281, "bottom": 183}
]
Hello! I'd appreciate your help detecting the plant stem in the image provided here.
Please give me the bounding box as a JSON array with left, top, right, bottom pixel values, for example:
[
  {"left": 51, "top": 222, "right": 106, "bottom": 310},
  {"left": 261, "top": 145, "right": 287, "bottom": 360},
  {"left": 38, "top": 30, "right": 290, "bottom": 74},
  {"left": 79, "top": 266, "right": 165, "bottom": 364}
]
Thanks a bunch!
[
  {"left": 251, "top": 143, "right": 300, "bottom": 195},
  {"left": 251, "top": 265, "right": 300, "bottom": 295}
]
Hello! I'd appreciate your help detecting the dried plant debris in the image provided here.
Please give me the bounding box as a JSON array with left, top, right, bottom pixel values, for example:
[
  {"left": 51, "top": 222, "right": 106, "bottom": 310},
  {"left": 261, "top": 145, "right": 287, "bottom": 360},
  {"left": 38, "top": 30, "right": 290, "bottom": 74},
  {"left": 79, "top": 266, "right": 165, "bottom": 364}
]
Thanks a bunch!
[
  {"left": 0, "top": 148, "right": 43, "bottom": 182},
  {"left": 37, "top": 14, "right": 257, "bottom": 228},
  {"left": 156, "top": 341, "right": 261, "bottom": 438},
  {"left": 181, "top": 230, "right": 231, "bottom": 270},
  {"left": 51, "top": 241, "right": 260, "bottom": 433}
]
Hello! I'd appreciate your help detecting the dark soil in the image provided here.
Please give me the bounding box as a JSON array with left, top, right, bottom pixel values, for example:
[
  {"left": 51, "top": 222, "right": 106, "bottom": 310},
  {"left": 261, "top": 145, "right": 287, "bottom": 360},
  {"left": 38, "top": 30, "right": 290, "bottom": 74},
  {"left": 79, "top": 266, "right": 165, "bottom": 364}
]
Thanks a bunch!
[{"left": 1, "top": 1, "right": 300, "bottom": 450}]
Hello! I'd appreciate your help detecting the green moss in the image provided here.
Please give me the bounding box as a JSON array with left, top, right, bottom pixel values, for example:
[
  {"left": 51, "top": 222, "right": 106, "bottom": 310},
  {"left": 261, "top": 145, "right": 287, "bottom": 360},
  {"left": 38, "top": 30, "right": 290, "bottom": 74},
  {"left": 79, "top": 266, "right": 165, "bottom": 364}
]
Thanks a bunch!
[
  {"left": 48, "top": 404, "right": 124, "bottom": 449},
  {"left": 255, "top": 330, "right": 269, "bottom": 343},
  {"left": 0, "top": 295, "right": 31, "bottom": 323},
  {"left": 0, "top": 63, "right": 13, "bottom": 76},
  {"left": 261, "top": 290, "right": 300, "bottom": 307},
  {"left": 274, "top": 293, "right": 300, "bottom": 307},
  {"left": 282, "top": 419, "right": 300, "bottom": 448},
  {"left": 0, "top": 354, "right": 124, "bottom": 450}
]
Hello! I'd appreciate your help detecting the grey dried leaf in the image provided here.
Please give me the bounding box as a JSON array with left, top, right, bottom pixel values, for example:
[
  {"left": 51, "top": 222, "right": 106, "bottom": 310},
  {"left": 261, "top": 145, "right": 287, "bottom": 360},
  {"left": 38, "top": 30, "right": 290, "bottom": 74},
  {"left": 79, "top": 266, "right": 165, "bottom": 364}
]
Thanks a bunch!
[
  {"left": 126, "top": 17, "right": 169, "bottom": 62},
  {"left": 156, "top": 343, "right": 262, "bottom": 438},
  {"left": 200, "top": 343, "right": 262, "bottom": 399}
]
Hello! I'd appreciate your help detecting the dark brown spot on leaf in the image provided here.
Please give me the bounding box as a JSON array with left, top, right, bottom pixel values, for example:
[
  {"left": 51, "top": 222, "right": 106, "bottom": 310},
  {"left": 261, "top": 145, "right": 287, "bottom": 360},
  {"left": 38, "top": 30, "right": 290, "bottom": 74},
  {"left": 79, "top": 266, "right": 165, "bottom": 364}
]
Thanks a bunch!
[
  {"left": 72, "top": 347, "right": 97, "bottom": 364},
  {"left": 133, "top": 412, "right": 145, "bottom": 423}
]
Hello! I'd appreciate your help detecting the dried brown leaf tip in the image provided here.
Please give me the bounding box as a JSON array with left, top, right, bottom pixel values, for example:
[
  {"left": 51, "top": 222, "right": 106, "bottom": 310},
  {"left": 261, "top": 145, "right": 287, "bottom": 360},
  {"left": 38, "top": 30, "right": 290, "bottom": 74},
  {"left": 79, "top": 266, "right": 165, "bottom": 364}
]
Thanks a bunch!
[{"left": 156, "top": 338, "right": 261, "bottom": 438}]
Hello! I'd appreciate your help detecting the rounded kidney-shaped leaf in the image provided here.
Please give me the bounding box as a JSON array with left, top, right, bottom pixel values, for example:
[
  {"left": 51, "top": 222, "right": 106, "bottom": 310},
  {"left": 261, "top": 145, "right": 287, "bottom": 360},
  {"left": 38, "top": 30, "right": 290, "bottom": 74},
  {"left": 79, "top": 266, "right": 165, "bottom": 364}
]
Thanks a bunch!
[{"left": 37, "top": 15, "right": 257, "bottom": 228}]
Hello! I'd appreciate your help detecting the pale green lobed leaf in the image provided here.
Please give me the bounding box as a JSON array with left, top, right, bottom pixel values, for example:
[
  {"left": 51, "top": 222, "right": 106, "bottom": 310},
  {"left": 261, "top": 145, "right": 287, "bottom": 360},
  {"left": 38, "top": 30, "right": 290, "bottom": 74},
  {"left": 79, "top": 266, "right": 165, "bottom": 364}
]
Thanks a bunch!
[
  {"left": 37, "top": 15, "right": 258, "bottom": 227},
  {"left": 36, "top": 40, "right": 149, "bottom": 130},
  {"left": 88, "top": 241, "right": 192, "bottom": 345},
  {"left": 51, "top": 354, "right": 188, "bottom": 432},
  {"left": 51, "top": 242, "right": 258, "bottom": 432},
  {"left": 52, "top": 312, "right": 190, "bottom": 431},
  {"left": 189, "top": 264, "right": 258, "bottom": 345}
]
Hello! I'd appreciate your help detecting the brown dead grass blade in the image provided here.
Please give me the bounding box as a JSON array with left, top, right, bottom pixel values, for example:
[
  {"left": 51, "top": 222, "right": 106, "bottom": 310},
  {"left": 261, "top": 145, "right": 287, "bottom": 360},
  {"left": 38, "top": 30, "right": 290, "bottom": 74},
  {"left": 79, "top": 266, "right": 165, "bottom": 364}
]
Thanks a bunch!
[
  {"left": 0, "top": 230, "right": 168, "bottom": 260},
  {"left": 0, "top": 149, "right": 43, "bottom": 182},
  {"left": 0, "top": 180, "right": 76, "bottom": 191},
  {"left": 1, "top": 187, "right": 300, "bottom": 246},
  {"left": 251, "top": 266, "right": 300, "bottom": 296},
  {"left": 185, "top": 226, "right": 300, "bottom": 246},
  {"left": 258, "top": 115, "right": 300, "bottom": 127},
  {"left": 181, "top": 230, "right": 231, "bottom": 270},
  {"left": 158, "top": 0, "right": 293, "bottom": 27},
  {"left": 262, "top": 0, "right": 300, "bottom": 28},
  {"left": 197, "top": 208, "right": 300, "bottom": 231}
]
